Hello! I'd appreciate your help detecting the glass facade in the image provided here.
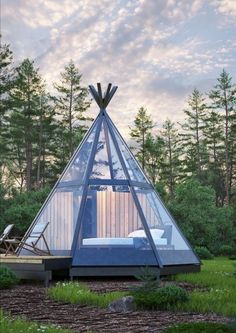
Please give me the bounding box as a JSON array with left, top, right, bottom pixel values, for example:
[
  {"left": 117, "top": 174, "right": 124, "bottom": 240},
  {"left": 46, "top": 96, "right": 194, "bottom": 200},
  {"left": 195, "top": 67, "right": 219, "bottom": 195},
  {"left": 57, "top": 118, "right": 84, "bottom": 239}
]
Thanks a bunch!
[{"left": 22, "top": 102, "right": 200, "bottom": 268}]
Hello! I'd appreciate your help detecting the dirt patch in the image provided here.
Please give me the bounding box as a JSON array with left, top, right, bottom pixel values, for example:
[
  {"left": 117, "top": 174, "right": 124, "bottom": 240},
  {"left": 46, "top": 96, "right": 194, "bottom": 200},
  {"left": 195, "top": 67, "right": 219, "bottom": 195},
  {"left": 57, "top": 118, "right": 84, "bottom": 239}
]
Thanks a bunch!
[{"left": 0, "top": 282, "right": 231, "bottom": 333}]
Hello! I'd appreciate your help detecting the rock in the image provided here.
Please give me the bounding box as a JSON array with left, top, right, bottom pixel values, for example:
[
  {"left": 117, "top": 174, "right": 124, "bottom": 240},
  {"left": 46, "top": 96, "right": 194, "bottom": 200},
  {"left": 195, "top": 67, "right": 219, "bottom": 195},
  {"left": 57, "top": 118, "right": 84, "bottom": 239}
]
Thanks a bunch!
[{"left": 108, "top": 296, "right": 134, "bottom": 312}]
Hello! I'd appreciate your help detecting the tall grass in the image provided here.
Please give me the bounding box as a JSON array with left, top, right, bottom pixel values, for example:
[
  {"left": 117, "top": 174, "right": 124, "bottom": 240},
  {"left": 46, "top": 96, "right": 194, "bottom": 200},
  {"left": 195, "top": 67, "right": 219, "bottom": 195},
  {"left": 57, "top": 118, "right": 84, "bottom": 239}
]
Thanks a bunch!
[
  {"left": 48, "top": 281, "right": 126, "bottom": 308},
  {"left": 174, "top": 257, "right": 236, "bottom": 317},
  {"left": 0, "top": 309, "right": 71, "bottom": 333}
]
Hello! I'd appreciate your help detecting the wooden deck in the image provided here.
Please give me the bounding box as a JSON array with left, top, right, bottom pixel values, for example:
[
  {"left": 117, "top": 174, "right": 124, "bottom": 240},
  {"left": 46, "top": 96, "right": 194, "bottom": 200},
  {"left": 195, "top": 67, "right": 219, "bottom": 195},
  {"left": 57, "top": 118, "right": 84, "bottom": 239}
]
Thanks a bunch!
[{"left": 0, "top": 255, "right": 72, "bottom": 286}]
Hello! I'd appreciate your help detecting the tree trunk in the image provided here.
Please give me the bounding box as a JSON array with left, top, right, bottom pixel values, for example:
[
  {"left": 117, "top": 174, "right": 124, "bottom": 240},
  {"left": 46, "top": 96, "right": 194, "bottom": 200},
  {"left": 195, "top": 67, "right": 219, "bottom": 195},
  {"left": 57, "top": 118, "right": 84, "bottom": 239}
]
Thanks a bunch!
[
  {"left": 224, "top": 89, "right": 230, "bottom": 204},
  {"left": 69, "top": 81, "right": 73, "bottom": 157}
]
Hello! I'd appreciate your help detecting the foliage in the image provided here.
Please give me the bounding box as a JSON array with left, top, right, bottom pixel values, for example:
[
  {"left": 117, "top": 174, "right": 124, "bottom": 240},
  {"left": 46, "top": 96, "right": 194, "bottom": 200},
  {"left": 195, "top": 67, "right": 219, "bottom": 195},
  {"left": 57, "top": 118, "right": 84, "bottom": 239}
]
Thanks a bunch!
[
  {"left": 48, "top": 281, "right": 125, "bottom": 308},
  {"left": 0, "top": 186, "right": 50, "bottom": 236},
  {"left": 131, "top": 285, "right": 189, "bottom": 310},
  {"left": 180, "top": 89, "right": 207, "bottom": 181},
  {"left": 53, "top": 60, "right": 91, "bottom": 164},
  {"left": 208, "top": 69, "right": 236, "bottom": 205},
  {"left": 175, "top": 257, "right": 236, "bottom": 317},
  {"left": 0, "top": 309, "right": 71, "bottom": 333},
  {"left": 130, "top": 107, "right": 154, "bottom": 170},
  {"left": 164, "top": 322, "right": 236, "bottom": 333},
  {"left": 168, "top": 178, "right": 234, "bottom": 252},
  {"left": 160, "top": 120, "right": 181, "bottom": 198},
  {"left": 217, "top": 245, "right": 236, "bottom": 256},
  {"left": 0, "top": 266, "right": 19, "bottom": 289},
  {"left": 194, "top": 246, "right": 214, "bottom": 259}
]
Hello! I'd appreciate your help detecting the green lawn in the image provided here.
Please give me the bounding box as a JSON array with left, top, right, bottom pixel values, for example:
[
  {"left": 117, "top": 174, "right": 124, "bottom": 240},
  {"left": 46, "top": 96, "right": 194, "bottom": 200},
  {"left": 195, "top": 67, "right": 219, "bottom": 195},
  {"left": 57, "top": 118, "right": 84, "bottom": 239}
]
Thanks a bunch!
[
  {"left": 174, "top": 257, "right": 236, "bottom": 317},
  {"left": 0, "top": 309, "right": 71, "bottom": 333},
  {"left": 163, "top": 322, "right": 236, "bottom": 333}
]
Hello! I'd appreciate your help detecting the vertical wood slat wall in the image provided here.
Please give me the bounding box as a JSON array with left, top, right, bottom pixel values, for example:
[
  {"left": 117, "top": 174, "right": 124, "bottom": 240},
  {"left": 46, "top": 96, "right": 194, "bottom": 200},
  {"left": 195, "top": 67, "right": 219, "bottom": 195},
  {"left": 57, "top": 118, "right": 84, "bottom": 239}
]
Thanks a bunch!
[
  {"left": 36, "top": 191, "right": 82, "bottom": 250},
  {"left": 35, "top": 189, "right": 160, "bottom": 251},
  {"left": 96, "top": 191, "right": 158, "bottom": 238}
]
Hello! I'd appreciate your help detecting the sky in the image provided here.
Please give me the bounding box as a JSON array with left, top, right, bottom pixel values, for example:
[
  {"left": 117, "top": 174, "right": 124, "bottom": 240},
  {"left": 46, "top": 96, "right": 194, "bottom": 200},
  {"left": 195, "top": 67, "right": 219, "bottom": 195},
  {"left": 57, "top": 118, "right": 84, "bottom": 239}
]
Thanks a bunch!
[{"left": 1, "top": 0, "right": 236, "bottom": 138}]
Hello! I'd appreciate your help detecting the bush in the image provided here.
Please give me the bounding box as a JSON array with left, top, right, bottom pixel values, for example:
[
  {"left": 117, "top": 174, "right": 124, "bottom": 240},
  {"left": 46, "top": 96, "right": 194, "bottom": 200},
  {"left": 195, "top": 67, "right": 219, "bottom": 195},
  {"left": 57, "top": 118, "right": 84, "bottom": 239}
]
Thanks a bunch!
[
  {"left": 131, "top": 266, "right": 160, "bottom": 293},
  {"left": 131, "top": 284, "right": 189, "bottom": 310},
  {"left": 168, "top": 178, "right": 234, "bottom": 252},
  {"left": 0, "top": 266, "right": 19, "bottom": 289},
  {"left": 194, "top": 246, "right": 214, "bottom": 259},
  {"left": 217, "top": 245, "right": 236, "bottom": 256}
]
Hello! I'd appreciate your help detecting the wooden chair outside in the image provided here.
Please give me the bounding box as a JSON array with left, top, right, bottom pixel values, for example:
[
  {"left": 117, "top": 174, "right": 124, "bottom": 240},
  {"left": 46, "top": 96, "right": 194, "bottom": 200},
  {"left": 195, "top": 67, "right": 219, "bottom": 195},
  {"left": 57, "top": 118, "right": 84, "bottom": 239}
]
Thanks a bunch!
[
  {"left": 4, "top": 222, "right": 51, "bottom": 256},
  {"left": 0, "top": 224, "right": 14, "bottom": 253}
]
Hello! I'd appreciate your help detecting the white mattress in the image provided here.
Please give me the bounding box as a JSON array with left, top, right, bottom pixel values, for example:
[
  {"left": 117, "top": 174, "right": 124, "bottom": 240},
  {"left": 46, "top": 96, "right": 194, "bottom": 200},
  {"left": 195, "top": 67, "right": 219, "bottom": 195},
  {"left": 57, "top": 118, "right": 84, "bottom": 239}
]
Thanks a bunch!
[
  {"left": 82, "top": 238, "right": 134, "bottom": 246},
  {"left": 82, "top": 237, "right": 167, "bottom": 246}
]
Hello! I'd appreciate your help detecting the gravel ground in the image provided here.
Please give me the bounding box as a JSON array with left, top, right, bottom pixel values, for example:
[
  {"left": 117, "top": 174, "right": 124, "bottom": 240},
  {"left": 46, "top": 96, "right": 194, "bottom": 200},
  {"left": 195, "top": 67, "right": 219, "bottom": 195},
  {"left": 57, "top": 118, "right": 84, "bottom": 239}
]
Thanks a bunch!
[{"left": 0, "top": 281, "right": 232, "bottom": 333}]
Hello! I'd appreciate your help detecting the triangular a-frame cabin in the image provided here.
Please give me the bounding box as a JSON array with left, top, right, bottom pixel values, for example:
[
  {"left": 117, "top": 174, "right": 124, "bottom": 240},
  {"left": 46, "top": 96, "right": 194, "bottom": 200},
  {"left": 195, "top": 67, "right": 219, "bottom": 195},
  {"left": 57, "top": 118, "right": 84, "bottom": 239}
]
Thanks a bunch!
[{"left": 22, "top": 83, "right": 200, "bottom": 276}]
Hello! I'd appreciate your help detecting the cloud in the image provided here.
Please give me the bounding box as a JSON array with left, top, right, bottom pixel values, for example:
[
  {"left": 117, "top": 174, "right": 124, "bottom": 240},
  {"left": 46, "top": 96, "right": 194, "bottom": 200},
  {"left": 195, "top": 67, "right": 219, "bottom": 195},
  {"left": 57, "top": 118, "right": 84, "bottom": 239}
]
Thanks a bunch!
[
  {"left": 211, "top": 0, "right": 236, "bottom": 17},
  {"left": 1, "top": 0, "right": 236, "bottom": 138}
]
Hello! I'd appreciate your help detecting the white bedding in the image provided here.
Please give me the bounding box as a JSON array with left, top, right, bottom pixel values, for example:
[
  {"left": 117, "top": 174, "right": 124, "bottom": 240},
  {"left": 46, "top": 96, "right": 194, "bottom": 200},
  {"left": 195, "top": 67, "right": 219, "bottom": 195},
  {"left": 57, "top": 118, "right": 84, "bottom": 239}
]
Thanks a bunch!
[
  {"left": 82, "top": 238, "right": 134, "bottom": 246},
  {"left": 82, "top": 236, "right": 167, "bottom": 246}
]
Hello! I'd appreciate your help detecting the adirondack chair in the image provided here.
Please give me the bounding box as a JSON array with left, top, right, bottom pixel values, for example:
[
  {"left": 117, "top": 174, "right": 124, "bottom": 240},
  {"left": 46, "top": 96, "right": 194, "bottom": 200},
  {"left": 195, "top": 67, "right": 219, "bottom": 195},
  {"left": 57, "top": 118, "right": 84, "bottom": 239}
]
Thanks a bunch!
[
  {"left": 0, "top": 224, "right": 14, "bottom": 253},
  {"left": 4, "top": 222, "right": 51, "bottom": 256}
]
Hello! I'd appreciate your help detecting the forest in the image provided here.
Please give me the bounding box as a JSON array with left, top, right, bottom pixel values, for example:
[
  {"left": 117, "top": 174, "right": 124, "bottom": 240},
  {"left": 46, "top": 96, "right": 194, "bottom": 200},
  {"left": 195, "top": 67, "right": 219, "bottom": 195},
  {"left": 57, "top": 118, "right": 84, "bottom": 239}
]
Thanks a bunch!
[{"left": 0, "top": 40, "right": 235, "bottom": 257}]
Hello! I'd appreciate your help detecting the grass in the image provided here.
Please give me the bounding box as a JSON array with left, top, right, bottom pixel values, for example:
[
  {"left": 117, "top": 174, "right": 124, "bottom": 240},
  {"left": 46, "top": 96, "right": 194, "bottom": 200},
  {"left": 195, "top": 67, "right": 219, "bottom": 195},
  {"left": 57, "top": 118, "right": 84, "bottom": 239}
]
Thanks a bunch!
[
  {"left": 174, "top": 257, "right": 236, "bottom": 317},
  {"left": 0, "top": 309, "right": 71, "bottom": 333},
  {"left": 48, "top": 281, "right": 126, "bottom": 308},
  {"left": 163, "top": 322, "right": 236, "bottom": 333},
  {"left": 48, "top": 258, "right": 236, "bottom": 317}
]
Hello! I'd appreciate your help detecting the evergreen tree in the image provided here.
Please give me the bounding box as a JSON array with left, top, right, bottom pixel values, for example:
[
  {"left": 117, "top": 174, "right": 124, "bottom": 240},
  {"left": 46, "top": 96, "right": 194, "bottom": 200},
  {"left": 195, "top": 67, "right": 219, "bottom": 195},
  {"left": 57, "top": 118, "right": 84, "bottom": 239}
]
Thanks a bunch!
[
  {"left": 53, "top": 60, "right": 91, "bottom": 164},
  {"left": 180, "top": 89, "right": 207, "bottom": 180},
  {"left": 33, "top": 92, "right": 58, "bottom": 188},
  {"left": 160, "top": 120, "right": 181, "bottom": 198},
  {"left": 0, "top": 40, "right": 14, "bottom": 182},
  {"left": 209, "top": 70, "right": 236, "bottom": 204},
  {"left": 130, "top": 107, "right": 154, "bottom": 169},
  {"left": 144, "top": 133, "right": 164, "bottom": 185},
  {"left": 7, "top": 59, "right": 44, "bottom": 191},
  {"left": 202, "top": 110, "right": 225, "bottom": 205}
]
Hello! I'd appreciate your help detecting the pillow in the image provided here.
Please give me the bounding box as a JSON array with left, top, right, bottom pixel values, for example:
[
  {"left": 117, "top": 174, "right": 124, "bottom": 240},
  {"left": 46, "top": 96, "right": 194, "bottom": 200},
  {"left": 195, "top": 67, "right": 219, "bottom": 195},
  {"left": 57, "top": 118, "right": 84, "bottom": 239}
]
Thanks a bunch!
[{"left": 128, "top": 228, "right": 164, "bottom": 239}]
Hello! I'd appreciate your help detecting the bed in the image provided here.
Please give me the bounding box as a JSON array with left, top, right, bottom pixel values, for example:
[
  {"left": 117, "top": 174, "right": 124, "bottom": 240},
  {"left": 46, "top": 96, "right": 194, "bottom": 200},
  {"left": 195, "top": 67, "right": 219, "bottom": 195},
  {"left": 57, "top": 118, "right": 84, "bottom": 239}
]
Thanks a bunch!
[{"left": 82, "top": 228, "right": 168, "bottom": 246}]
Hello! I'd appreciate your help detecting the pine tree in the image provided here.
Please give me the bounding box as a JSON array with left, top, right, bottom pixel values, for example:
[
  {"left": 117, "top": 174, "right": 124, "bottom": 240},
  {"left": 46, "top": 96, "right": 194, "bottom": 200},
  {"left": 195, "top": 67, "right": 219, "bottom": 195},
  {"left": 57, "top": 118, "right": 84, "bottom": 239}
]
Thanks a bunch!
[
  {"left": 144, "top": 133, "right": 164, "bottom": 185},
  {"left": 53, "top": 60, "right": 91, "bottom": 163},
  {"left": 0, "top": 39, "right": 14, "bottom": 183},
  {"left": 180, "top": 89, "right": 207, "bottom": 180},
  {"left": 160, "top": 120, "right": 181, "bottom": 198},
  {"left": 33, "top": 92, "right": 58, "bottom": 188},
  {"left": 202, "top": 110, "right": 225, "bottom": 205},
  {"left": 130, "top": 107, "right": 154, "bottom": 169},
  {"left": 7, "top": 59, "right": 44, "bottom": 191},
  {"left": 209, "top": 70, "right": 236, "bottom": 204}
]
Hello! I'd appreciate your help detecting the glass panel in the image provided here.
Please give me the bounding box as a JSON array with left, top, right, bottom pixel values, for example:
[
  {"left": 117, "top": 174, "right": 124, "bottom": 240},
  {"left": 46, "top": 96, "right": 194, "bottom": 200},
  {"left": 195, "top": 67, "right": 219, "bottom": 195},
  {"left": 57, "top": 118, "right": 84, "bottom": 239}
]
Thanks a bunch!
[
  {"left": 111, "top": 123, "right": 148, "bottom": 183},
  {"left": 61, "top": 124, "right": 97, "bottom": 184},
  {"left": 134, "top": 187, "right": 199, "bottom": 265},
  {"left": 73, "top": 186, "right": 158, "bottom": 266},
  {"left": 107, "top": 131, "right": 126, "bottom": 180},
  {"left": 22, "top": 186, "right": 84, "bottom": 255},
  {"left": 90, "top": 121, "right": 111, "bottom": 179}
]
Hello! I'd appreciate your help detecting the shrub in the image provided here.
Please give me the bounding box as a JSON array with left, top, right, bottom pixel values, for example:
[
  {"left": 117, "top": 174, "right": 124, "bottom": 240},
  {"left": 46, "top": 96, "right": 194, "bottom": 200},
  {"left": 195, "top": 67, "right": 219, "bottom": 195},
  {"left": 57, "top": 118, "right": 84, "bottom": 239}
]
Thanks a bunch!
[
  {"left": 194, "top": 246, "right": 214, "bottom": 259},
  {"left": 131, "top": 266, "right": 160, "bottom": 293},
  {"left": 131, "top": 284, "right": 189, "bottom": 310},
  {"left": 217, "top": 245, "right": 236, "bottom": 256},
  {"left": 0, "top": 266, "right": 19, "bottom": 289}
]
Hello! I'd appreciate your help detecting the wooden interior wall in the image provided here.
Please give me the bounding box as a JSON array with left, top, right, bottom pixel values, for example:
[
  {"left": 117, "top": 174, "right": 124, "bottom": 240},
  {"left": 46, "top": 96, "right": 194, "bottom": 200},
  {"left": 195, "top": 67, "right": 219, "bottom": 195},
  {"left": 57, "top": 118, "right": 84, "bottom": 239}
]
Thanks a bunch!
[
  {"left": 96, "top": 191, "right": 158, "bottom": 238},
  {"left": 36, "top": 191, "right": 82, "bottom": 250}
]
